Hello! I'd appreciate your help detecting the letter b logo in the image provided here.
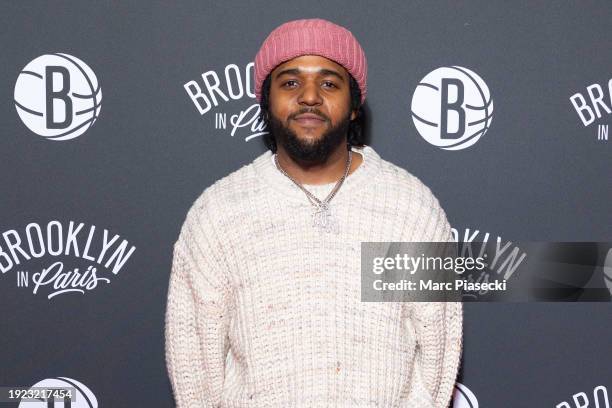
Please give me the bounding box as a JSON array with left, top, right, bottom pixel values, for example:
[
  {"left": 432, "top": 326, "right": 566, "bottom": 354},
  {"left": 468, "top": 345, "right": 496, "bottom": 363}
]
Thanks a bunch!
[
  {"left": 14, "top": 54, "right": 102, "bottom": 141},
  {"left": 45, "top": 66, "right": 73, "bottom": 129},
  {"left": 440, "top": 78, "right": 465, "bottom": 140},
  {"left": 411, "top": 66, "right": 493, "bottom": 150}
]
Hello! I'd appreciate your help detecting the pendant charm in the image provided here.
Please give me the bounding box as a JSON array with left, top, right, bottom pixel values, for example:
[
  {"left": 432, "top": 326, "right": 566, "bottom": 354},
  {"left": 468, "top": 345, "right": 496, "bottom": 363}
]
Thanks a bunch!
[{"left": 312, "top": 202, "right": 338, "bottom": 234}]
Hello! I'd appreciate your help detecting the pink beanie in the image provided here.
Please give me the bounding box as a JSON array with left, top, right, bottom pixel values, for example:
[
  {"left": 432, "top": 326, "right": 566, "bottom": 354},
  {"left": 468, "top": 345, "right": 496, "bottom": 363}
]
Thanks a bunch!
[{"left": 254, "top": 18, "right": 368, "bottom": 104}]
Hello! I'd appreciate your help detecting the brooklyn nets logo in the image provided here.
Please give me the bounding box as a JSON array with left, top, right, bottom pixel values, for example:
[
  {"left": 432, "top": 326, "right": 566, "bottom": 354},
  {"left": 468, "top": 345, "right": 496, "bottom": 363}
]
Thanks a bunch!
[
  {"left": 411, "top": 66, "right": 493, "bottom": 150},
  {"left": 17, "top": 377, "right": 97, "bottom": 407},
  {"left": 452, "top": 382, "right": 479, "bottom": 408},
  {"left": 14, "top": 53, "right": 102, "bottom": 141}
]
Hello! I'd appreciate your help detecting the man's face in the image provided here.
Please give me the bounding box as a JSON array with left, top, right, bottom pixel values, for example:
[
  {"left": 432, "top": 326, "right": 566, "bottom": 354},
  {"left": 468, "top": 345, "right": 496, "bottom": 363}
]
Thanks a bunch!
[{"left": 268, "top": 55, "right": 356, "bottom": 163}]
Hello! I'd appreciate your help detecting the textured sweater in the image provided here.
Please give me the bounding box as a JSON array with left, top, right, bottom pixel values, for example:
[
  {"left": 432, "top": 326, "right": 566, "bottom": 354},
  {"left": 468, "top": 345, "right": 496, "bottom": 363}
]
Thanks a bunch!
[{"left": 165, "top": 145, "right": 463, "bottom": 408}]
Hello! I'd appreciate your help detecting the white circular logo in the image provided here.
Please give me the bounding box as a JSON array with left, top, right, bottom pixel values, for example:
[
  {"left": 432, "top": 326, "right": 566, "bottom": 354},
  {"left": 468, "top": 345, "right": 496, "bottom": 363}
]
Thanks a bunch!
[
  {"left": 17, "top": 377, "right": 97, "bottom": 407},
  {"left": 14, "top": 53, "right": 102, "bottom": 141},
  {"left": 411, "top": 66, "right": 493, "bottom": 150},
  {"left": 452, "top": 383, "right": 479, "bottom": 408}
]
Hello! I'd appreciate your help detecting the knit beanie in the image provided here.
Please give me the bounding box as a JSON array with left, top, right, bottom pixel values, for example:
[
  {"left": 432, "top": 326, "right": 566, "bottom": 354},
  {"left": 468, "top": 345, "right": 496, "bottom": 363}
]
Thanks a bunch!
[{"left": 254, "top": 18, "right": 368, "bottom": 104}]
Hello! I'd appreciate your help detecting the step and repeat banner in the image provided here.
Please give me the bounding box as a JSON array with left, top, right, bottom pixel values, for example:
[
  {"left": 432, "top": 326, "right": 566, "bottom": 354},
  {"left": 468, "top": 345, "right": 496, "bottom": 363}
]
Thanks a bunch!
[{"left": 2, "top": 2, "right": 611, "bottom": 407}]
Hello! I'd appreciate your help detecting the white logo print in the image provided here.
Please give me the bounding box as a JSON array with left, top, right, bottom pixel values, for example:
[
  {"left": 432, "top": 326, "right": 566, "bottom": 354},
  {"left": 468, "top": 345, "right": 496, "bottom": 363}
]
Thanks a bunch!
[
  {"left": 0, "top": 220, "right": 136, "bottom": 300},
  {"left": 569, "top": 77, "right": 611, "bottom": 141},
  {"left": 411, "top": 66, "right": 493, "bottom": 150},
  {"left": 14, "top": 54, "right": 102, "bottom": 141},
  {"left": 184, "top": 62, "right": 268, "bottom": 142},
  {"left": 556, "top": 384, "right": 609, "bottom": 408},
  {"left": 452, "top": 382, "right": 479, "bottom": 408},
  {"left": 18, "top": 377, "right": 97, "bottom": 407}
]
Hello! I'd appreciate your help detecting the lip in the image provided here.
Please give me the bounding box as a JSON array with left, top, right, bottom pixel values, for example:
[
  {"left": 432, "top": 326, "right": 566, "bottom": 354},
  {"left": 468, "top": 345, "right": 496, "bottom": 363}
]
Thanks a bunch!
[
  {"left": 293, "top": 113, "right": 326, "bottom": 127},
  {"left": 294, "top": 113, "right": 325, "bottom": 121}
]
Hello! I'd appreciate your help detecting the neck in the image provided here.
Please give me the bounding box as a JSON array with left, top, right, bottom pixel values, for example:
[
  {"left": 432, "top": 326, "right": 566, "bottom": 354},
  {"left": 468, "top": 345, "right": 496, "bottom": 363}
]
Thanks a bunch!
[{"left": 275, "top": 143, "right": 363, "bottom": 185}]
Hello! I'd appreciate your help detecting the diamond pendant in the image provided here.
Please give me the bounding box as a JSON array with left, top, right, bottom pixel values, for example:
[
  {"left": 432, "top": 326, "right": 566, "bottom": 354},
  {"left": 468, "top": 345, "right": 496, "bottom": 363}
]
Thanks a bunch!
[{"left": 312, "top": 202, "right": 338, "bottom": 234}]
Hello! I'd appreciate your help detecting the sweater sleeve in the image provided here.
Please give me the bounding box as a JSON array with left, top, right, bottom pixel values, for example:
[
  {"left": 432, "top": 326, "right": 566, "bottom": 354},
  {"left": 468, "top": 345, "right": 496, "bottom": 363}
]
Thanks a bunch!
[
  {"left": 409, "top": 301, "right": 463, "bottom": 407},
  {"left": 165, "top": 205, "right": 234, "bottom": 408},
  {"left": 402, "top": 197, "right": 463, "bottom": 408}
]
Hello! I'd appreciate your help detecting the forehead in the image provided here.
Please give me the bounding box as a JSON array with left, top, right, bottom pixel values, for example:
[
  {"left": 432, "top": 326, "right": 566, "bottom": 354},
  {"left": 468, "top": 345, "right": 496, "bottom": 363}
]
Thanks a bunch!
[{"left": 271, "top": 55, "right": 349, "bottom": 79}]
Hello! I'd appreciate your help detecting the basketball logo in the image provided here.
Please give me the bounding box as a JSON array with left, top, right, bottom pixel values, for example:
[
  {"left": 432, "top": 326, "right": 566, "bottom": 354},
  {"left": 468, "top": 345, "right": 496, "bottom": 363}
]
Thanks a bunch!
[
  {"left": 411, "top": 66, "right": 493, "bottom": 150},
  {"left": 452, "top": 382, "right": 479, "bottom": 408},
  {"left": 17, "top": 377, "right": 97, "bottom": 407},
  {"left": 14, "top": 54, "right": 102, "bottom": 141}
]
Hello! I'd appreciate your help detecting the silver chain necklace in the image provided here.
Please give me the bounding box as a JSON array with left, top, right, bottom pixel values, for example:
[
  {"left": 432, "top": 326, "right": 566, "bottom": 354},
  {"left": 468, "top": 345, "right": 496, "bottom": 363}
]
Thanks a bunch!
[{"left": 274, "top": 150, "right": 352, "bottom": 233}]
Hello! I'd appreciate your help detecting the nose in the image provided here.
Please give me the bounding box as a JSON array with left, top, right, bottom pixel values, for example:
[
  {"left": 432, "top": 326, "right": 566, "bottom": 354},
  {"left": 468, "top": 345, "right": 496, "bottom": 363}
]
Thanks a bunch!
[{"left": 298, "top": 81, "right": 323, "bottom": 106}]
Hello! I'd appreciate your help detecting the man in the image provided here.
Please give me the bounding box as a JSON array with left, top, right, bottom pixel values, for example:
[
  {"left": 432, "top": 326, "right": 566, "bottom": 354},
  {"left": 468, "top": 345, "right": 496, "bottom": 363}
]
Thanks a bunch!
[{"left": 165, "top": 18, "right": 462, "bottom": 407}]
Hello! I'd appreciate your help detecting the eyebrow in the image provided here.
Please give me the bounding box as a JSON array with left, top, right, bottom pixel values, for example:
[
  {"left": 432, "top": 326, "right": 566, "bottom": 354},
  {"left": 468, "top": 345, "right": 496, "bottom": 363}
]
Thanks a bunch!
[{"left": 274, "top": 68, "right": 345, "bottom": 83}]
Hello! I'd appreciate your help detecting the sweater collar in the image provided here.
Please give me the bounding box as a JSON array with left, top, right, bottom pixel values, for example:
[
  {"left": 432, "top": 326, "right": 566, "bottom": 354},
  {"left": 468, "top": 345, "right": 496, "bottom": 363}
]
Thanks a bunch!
[{"left": 252, "top": 145, "right": 381, "bottom": 204}]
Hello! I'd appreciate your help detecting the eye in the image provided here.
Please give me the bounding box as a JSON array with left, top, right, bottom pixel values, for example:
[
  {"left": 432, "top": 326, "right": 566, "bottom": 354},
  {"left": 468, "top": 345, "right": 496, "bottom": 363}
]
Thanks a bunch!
[
  {"left": 282, "top": 80, "right": 298, "bottom": 88},
  {"left": 322, "top": 81, "right": 338, "bottom": 89}
]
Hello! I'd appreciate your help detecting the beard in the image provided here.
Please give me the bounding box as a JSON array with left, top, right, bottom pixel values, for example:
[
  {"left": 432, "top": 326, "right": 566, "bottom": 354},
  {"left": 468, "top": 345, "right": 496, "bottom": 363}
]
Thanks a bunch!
[{"left": 268, "top": 108, "right": 351, "bottom": 164}]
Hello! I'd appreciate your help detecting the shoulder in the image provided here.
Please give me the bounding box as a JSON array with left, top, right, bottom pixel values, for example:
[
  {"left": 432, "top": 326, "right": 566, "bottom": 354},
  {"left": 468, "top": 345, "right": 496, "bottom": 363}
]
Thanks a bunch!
[
  {"left": 364, "top": 147, "right": 452, "bottom": 241},
  {"left": 373, "top": 150, "right": 445, "bottom": 213},
  {"left": 188, "top": 163, "right": 258, "bottom": 221},
  {"left": 178, "top": 155, "right": 264, "bottom": 244}
]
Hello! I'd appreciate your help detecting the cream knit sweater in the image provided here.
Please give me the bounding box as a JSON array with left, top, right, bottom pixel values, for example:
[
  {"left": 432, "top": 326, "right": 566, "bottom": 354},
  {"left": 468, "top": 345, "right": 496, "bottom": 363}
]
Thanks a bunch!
[{"left": 165, "top": 145, "right": 463, "bottom": 408}]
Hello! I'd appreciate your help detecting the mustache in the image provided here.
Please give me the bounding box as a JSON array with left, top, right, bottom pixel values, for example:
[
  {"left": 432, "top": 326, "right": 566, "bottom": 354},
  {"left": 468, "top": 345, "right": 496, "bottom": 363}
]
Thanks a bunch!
[{"left": 290, "top": 108, "right": 329, "bottom": 122}]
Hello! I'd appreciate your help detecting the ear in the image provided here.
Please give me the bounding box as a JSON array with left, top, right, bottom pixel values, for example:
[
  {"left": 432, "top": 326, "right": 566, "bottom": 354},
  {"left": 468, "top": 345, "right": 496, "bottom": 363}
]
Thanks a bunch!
[{"left": 350, "top": 109, "right": 358, "bottom": 121}]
